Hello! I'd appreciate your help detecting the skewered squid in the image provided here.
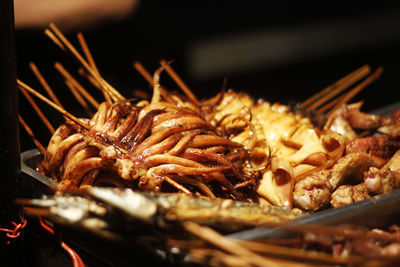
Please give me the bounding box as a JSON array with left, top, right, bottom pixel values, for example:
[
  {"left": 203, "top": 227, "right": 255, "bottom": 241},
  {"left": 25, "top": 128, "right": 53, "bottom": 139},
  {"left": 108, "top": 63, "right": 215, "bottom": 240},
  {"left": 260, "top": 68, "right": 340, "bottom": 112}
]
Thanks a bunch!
[{"left": 38, "top": 68, "right": 252, "bottom": 201}]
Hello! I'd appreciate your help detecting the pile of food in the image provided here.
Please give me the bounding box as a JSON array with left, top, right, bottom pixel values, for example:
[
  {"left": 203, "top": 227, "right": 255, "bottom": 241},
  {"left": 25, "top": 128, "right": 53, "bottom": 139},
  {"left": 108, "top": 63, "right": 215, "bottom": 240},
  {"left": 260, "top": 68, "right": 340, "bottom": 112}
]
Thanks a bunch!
[
  {"left": 18, "top": 24, "right": 400, "bottom": 214},
  {"left": 16, "top": 23, "right": 400, "bottom": 267}
]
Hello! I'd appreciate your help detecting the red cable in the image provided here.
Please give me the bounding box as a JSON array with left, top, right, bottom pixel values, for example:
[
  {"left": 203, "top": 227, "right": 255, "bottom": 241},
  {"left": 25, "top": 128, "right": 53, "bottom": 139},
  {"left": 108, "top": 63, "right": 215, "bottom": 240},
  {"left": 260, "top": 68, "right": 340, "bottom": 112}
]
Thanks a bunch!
[
  {"left": 0, "top": 218, "right": 27, "bottom": 244},
  {"left": 39, "top": 216, "right": 54, "bottom": 234},
  {"left": 39, "top": 217, "right": 85, "bottom": 267},
  {"left": 2, "top": 217, "right": 84, "bottom": 267}
]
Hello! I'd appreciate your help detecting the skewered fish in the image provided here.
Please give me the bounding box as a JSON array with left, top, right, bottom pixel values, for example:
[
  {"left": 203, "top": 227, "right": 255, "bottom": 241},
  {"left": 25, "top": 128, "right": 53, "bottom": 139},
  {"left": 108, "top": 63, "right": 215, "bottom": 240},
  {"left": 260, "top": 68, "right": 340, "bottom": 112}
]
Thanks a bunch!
[{"left": 19, "top": 187, "right": 303, "bottom": 239}]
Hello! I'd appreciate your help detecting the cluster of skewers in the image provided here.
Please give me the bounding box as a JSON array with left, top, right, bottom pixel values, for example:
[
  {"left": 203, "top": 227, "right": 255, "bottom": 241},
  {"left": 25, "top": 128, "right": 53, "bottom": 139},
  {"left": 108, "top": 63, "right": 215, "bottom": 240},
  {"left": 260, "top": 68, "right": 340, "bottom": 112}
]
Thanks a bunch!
[
  {"left": 18, "top": 23, "right": 400, "bottom": 211},
  {"left": 15, "top": 22, "right": 400, "bottom": 266}
]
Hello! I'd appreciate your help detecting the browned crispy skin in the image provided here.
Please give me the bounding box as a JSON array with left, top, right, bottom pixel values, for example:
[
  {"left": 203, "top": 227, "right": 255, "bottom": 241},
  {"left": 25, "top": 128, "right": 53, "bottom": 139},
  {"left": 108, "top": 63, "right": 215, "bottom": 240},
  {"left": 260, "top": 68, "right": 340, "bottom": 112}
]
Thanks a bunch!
[
  {"left": 329, "top": 152, "right": 386, "bottom": 189},
  {"left": 364, "top": 149, "right": 400, "bottom": 195},
  {"left": 293, "top": 170, "right": 332, "bottom": 211},
  {"left": 346, "top": 103, "right": 381, "bottom": 130},
  {"left": 326, "top": 102, "right": 381, "bottom": 131},
  {"left": 330, "top": 183, "right": 369, "bottom": 208},
  {"left": 294, "top": 152, "right": 387, "bottom": 210},
  {"left": 364, "top": 167, "right": 400, "bottom": 195},
  {"left": 346, "top": 135, "right": 400, "bottom": 159}
]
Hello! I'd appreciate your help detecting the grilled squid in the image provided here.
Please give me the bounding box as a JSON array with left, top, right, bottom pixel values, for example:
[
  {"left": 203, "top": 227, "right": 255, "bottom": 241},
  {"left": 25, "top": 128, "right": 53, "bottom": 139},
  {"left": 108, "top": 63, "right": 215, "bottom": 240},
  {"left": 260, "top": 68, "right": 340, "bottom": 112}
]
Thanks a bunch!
[{"left": 39, "top": 68, "right": 255, "bottom": 200}]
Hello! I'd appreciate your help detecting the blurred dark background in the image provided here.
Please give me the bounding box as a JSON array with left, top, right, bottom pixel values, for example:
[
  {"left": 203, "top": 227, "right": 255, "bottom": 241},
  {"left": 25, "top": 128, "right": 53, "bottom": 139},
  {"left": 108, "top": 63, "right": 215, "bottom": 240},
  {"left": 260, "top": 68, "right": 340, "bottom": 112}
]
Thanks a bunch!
[{"left": 16, "top": 0, "right": 400, "bottom": 152}]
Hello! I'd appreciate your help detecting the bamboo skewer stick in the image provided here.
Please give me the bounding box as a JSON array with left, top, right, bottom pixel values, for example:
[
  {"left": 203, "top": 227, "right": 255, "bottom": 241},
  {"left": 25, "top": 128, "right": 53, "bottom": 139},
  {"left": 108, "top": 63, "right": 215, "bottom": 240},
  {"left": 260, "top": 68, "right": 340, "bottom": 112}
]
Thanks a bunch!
[
  {"left": 65, "top": 80, "right": 93, "bottom": 116},
  {"left": 180, "top": 239, "right": 357, "bottom": 266},
  {"left": 54, "top": 62, "right": 100, "bottom": 109},
  {"left": 326, "top": 67, "right": 383, "bottom": 117},
  {"left": 302, "top": 65, "right": 370, "bottom": 108},
  {"left": 160, "top": 59, "right": 200, "bottom": 105},
  {"left": 48, "top": 24, "right": 95, "bottom": 75},
  {"left": 132, "top": 89, "right": 150, "bottom": 100},
  {"left": 47, "top": 23, "right": 124, "bottom": 102},
  {"left": 29, "top": 62, "right": 65, "bottom": 109},
  {"left": 19, "top": 86, "right": 55, "bottom": 134},
  {"left": 236, "top": 240, "right": 358, "bottom": 265},
  {"left": 77, "top": 32, "right": 112, "bottom": 103},
  {"left": 44, "top": 29, "right": 65, "bottom": 51},
  {"left": 133, "top": 61, "right": 170, "bottom": 100},
  {"left": 164, "top": 176, "right": 193, "bottom": 195},
  {"left": 77, "top": 67, "right": 108, "bottom": 99},
  {"left": 133, "top": 61, "right": 154, "bottom": 86},
  {"left": 21, "top": 207, "right": 52, "bottom": 217},
  {"left": 78, "top": 68, "right": 101, "bottom": 86},
  {"left": 305, "top": 65, "right": 371, "bottom": 112},
  {"left": 18, "top": 114, "right": 47, "bottom": 155},
  {"left": 77, "top": 33, "right": 100, "bottom": 74},
  {"left": 101, "top": 79, "right": 124, "bottom": 102},
  {"left": 17, "top": 79, "right": 89, "bottom": 130},
  {"left": 315, "top": 92, "right": 346, "bottom": 115},
  {"left": 183, "top": 221, "right": 296, "bottom": 267}
]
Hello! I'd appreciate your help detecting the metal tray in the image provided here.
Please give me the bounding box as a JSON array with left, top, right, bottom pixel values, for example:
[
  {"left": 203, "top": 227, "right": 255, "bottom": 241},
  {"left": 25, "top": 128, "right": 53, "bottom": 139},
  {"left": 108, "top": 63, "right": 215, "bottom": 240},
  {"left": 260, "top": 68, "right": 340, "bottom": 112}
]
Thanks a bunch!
[
  {"left": 21, "top": 147, "right": 400, "bottom": 238},
  {"left": 228, "top": 187, "right": 400, "bottom": 240}
]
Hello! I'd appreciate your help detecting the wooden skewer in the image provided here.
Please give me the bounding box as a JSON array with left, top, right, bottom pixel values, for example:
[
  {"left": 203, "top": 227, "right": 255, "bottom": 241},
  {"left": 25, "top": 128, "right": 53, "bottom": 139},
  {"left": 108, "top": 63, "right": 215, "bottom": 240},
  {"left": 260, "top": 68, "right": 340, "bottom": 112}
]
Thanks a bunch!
[
  {"left": 133, "top": 61, "right": 171, "bottom": 101},
  {"left": 18, "top": 114, "right": 47, "bottom": 155},
  {"left": 77, "top": 32, "right": 112, "bottom": 103},
  {"left": 164, "top": 176, "right": 193, "bottom": 195},
  {"left": 17, "top": 79, "right": 89, "bottom": 130},
  {"left": 19, "top": 86, "right": 55, "bottom": 134},
  {"left": 169, "top": 237, "right": 360, "bottom": 266},
  {"left": 183, "top": 221, "right": 290, "bottom": 267},
  {"left": 78, "top": 67, "right": 118, "bottom": 105},
  {"left": 305, "top": 65, "right": 371, "bottom": 112},
  {"left": 65, "top": 80, "right": 93, "bottom": 116},
  {"left": 302, "top": 65, "right": 370, "bottom": 108},
  {"left": 48, "top": 23, "right": 124, "bottom": 102},
  {"left": 316, "top": 67, "right": 382, "bottom": 115},
  {"left": 23, "top": 207, "right": 52, "bottom": 217},
  {"left": 236, "top": 240, "right": 357, "bottom": 265},
  {"left": 44, "top": 29, "right": 65, "bottom": 51},
  {"left": 54, "top": 62, "right": 100, "bottom": 109},
  {"left": 102, "top": 79, "right": 124, "bottom": 102},
  {"left": 191, "top": 249, "right": 251, "bottom": 267},
  {"left": 76, "top": 33, "right": 100, "bottom": 74},
  {"left": 160, "top": 59, "right": 200, "bottom": 105},
  {"left": 326, "top": 67, "right": 383, "bottom": 117},
  {"left": 132, "top": 89, "right": 150, "bottom": 100},
  {"left": 133, "top": 61, "right": 154, "bottom": 86},
  {"left": 29, "top": 62, "right": 65, "bottom": 109},
  {"left": 315, "top": 92, "right": 346, "bottom": 115},
  {"left": 78, "top": 68, "right": 100, "bottom": 86}
]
